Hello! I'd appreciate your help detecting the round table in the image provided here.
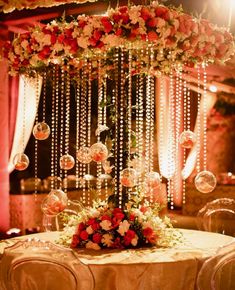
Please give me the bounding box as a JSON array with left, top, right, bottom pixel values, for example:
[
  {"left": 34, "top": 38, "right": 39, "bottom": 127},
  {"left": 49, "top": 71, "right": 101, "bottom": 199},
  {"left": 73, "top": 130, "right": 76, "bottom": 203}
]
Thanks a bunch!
[{"left": 0, "top": 229, "right": 234, "bottom": 290}]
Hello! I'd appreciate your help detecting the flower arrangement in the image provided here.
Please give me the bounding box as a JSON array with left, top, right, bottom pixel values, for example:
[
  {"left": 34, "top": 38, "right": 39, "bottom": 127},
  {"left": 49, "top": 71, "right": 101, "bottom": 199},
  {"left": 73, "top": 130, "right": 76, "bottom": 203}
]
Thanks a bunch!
[
  {"left": 2, "top": 1, "right": 234, "bottom": 76},
  {"left": 58, "top": 199, "right": 180, "bottom": 250}
]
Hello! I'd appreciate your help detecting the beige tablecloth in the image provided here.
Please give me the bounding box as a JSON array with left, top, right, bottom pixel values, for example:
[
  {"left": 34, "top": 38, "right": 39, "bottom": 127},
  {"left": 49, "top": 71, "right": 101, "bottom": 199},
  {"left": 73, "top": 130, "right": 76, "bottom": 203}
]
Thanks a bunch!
[{"left": 0, "top": 229, "right": 234, "bottom": 290}]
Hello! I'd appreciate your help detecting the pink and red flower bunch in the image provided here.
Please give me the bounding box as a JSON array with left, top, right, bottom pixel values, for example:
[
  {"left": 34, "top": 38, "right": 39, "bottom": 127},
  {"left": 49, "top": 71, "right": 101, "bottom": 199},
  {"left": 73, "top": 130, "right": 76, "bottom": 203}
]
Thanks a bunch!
[
  {"left": 70, "top": 206, "right": 160, "bottom": 250},
  {"left": 2, "top": 2, "right": 234, "bottom": 75}
]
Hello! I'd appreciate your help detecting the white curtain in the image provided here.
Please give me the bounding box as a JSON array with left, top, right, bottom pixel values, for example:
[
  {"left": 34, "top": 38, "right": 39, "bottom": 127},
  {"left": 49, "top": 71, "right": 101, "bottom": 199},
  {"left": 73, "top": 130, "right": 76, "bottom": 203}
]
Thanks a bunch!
[{"left": 8, "top": 75, "right": 42, "bottom": 172}]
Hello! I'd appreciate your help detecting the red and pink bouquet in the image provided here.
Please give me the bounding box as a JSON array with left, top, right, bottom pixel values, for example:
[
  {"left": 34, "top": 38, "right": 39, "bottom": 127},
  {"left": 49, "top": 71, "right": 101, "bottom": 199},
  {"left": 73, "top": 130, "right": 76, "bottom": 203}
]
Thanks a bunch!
[{"left": 67, "top": 203, "right": 173, "bottom": 250}]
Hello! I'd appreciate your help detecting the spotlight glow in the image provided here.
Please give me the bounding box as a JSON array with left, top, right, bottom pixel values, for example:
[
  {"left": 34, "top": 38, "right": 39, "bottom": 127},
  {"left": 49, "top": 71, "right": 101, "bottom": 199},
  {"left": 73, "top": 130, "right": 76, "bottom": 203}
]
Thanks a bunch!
[{"left": 209, "top": 85, "right": 218, "bottom": 93}]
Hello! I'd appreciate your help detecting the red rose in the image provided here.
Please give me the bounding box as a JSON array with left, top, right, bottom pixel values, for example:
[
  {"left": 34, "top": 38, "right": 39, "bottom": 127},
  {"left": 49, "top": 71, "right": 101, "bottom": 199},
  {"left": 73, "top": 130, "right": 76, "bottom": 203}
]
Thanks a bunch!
[
  {"left": 147, "top": 18, "right": 158, "bottom": 28},
  {"left": 115, "top": 28, "right": 123, "bottom": 36},
  {"left": 38, "top": 46, "right": 51, "bottom": 60},
  {"left": 129, "top": 214, "right": 135, "bottom": 221},
  {"left": 126, "top": 229, "right": 135, "bottom": 239},
  {"left": 140, "top": 206, "right": 147, "bottom": 214},
  {"left": 101, "top": 17, "right": 113, "bottom": 33},
  {"left": 124, "top": 235, "right": 131, "bottom": 246},
  {"left": 119, "top": 6, "right": 128, "bottom": 13},
  {"left": 143, "top": 227, "right": 153, "bottom": 238},
  {"left": 101, "top": 214, "right": 112, "bottom": 221},
  {"left": 78, "top": 222, "right": 85, "bottom": 231},
  {"left": 147, "top": 31, "right": 158, "bottom": 41},
  {"left": 71, "top": 234, "right": 80, "bottom": 248},
  {"left": 155, "top": 7, "right": 169, "bottom": 20},
  {"left": 51, "top": 33, "right": 57, "bottom": 45},
  {"left": 92, "top": 233, "right": 102, "bottom": 244},
  {"left": 140, "top": 7, "right": 152, "bottom": 21},
  {"left": 112, "top": 13, "right": 122, "bottom": 23},
  {"left": 80, "top": 230, "right": 88, "bottom": 240},
  {"left": 121, "top": 13, "right": 130, "bottom": 24}
]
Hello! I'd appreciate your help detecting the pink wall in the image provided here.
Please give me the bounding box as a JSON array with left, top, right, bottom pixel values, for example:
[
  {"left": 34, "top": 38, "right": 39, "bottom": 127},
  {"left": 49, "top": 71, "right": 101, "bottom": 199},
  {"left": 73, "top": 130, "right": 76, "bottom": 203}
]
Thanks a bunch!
[{"left": 0, "top": 59, "right": 10, "bottom": 231}]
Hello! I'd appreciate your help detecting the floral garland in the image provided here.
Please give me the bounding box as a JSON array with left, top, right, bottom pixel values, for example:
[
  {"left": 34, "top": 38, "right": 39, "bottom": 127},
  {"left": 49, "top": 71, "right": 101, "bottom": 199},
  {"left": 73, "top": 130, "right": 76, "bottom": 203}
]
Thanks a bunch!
[
  {"left": 0, "top": 0, "right": 96, "bottom": 13},
  {"left": 58, "top": 200, "right": 180, "bottom": 250},
  {"left": 3, "top": 1, "right": 234, "bottom": 76}
]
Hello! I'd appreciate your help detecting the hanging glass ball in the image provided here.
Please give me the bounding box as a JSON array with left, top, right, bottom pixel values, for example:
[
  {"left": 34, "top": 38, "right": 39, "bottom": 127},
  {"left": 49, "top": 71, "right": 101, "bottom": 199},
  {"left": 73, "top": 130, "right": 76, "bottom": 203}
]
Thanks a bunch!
[
  {"left": 179, "top": 130, "right": 196, "bottom": 149},
  {"left": 33, "top": 122, "right": 50, "bottom": 140},
  {"left": 90, "top": 142, "right": 108, "bottom": 163},
  {"left": 41, "top": 189, "right": 68, "bottom": 216},
  {"left": 76, "top": 147, "right": 92, "bottom": 164},
  {"left": 120, "top": 168, "right": 138, "bottom": 187},
  {"left": 144, "top": 172, "right": 161, "bottom": 190},
  {"left": 13, "top": 153, "right": 29, "bottom": 171},
  {"left": 195, "top": 170, "right": 217, "bottom": 193},
  {"left": 60, "top": 154, "right": 75, "bottom": 170}
]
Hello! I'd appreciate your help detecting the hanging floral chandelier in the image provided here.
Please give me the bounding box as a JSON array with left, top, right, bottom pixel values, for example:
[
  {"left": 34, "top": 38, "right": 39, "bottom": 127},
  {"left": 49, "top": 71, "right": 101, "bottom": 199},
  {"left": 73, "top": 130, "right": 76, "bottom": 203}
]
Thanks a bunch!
[
  {"left": 3, "top": 1, "right": 235, "bottom": 215},
  {"left": 3, "top": 1, "right": 234, "bottom": 76}
]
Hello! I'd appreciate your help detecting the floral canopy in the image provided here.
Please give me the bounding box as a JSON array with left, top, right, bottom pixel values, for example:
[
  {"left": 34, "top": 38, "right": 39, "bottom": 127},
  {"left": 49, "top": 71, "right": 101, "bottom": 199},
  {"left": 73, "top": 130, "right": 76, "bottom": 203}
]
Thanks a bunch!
[{"left": 0, "top": 0, "right": 96, "bottom": 13}]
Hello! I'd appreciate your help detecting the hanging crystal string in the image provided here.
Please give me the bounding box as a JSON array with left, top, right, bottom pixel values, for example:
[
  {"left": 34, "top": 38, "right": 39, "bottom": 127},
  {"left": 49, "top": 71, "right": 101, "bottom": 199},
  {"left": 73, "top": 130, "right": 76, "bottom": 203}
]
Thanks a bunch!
[
  {"left": 202, "top": 62, "right": 207, "bottom": 171},
  {"left": 196, "top": 65, "right": 201, "bottom": 174},
  {"left": 137, "top": 50, "right": 144, "bottom": 186},
  {"left": 119, "top": 47, "right": 125, "bottom": 207},
  {"left": 182, "top": 75, "right": 188, "bottom": 205},
  {"left": 81, "top": 66, "right": 87, "bottom": 204},
  {"left": 168, "top": 67, "right": 175, "bottom": 209},
  {"left": 145, "top": 47, "right": 151, "bottom": 176},
  {"left": 42, "top": 72, "right": 47, "bottom": 123},
  {"left": 87, "top": 59, "right": 92, "bottom": 205},
  {"left": 97, "top": 58, "right": 103, "bottom": 197},
  {"left": 50, "top": 67, "right": 56, "bottom": 190},
  {"left": 174, "top": 66, "right": 182, "bottom": 204},
  {"left": 149, "top": 47, "right": 155, "bottom": 173},
  {"left": 54, "top": 66, "right": 60, "bottom": 189},
  {"left": 75, "top": 73, "right": 80, "bottom": 189},
  {"left": 60, "top": 68, "right": 65, "bottom": 187},
  {"left": 34, "top": 75, "right": 40, "bottom": 197}
]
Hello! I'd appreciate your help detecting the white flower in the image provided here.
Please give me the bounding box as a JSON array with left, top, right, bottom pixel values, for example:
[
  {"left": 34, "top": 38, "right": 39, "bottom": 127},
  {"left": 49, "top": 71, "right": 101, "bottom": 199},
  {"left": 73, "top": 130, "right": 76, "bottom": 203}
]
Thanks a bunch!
[
  {"left": 101, "top": 233, "right": 113, "bottom": 247},
  {"left": 85, "top": 241, "right": 101, "bottom": 250},
  {"left": 100, "top": 220, "right": 112, "bottom": 231},
  {"left": 86, "top": 225, "right": 94, "bottom": 234},
  {"left": 117, "top": 220, "right": 130, "bottom": 236}
]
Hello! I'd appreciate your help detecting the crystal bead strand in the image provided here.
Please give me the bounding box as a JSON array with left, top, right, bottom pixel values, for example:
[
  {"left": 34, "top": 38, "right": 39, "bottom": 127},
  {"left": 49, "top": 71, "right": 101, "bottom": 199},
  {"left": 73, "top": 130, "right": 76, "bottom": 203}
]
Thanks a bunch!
[
  {"left": 118, "top": 47, "right": 125, "bottom": 207},
  {"left": 50, "top": 67, "right": 56, "bottom": 190},
  {"left": 87, "top": 59, "right": 92, "bottom": 205},
  {"left": 75, "top": 72, "right": 81, "bottom": 189},
  {"left": 196, "top": 65, "right": 201, "bottom": 174},
  {"left": 34, "top": 75, "right": 40, "bottom": 197},
  {"left": 145, "top": 48, "right": 151, "bottom": 176},
  {"left": 54, "top": 66, "right": 60, "bottom": 189},
  {"left": 60, "top": 68, "right": 65, "bottom": 186},
  {"left": 81, "top": 66, "right": 87, "bottom": 204},
  {"left": 97, "top": 58, "right": 103, "bottom": 197},
  {"left": 149, "top": 47, "right": 155, "bottom": 174},
  {"left": 182, "top": 76, "right": 188, "bottom": 204},
  {"left": 169, "top": 68, "right": 175, "bottom": 209},
  {"left": 202, "top": 63, "right": 207, "bottom": 171}
]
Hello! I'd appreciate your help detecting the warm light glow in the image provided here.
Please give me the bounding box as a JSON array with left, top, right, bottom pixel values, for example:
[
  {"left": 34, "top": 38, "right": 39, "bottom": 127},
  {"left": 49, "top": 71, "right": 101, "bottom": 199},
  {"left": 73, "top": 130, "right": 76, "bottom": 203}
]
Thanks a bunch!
[
  {"left": 6, "top": 228, "right": 21, "bottom": 235},
  {"left": 209, "top": 85, "right": 218, "bottom": 93}
]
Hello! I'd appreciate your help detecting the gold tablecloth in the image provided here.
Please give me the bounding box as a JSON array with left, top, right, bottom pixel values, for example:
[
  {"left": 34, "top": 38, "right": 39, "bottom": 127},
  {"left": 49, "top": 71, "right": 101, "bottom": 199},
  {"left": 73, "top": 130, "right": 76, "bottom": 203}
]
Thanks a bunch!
[{"left": 0, "top": 229, "right": 234, "bottom": 290}]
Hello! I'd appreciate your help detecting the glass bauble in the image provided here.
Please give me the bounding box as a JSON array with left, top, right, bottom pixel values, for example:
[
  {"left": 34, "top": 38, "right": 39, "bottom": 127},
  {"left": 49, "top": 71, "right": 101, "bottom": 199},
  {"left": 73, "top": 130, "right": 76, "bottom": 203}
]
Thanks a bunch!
[
  {"left": 13, "top": 153, "right": 29, "bottom": 171},
  {"left": 33, "top": 122, "right": 50, "bottom": 140},
  {"left": 76, "top": 147, "right": 92, "bottom": 163},
  {"left": 195, "top": 170, "right": 217, "bottom": 193},
  {"left": 60, "top": 154, "right": 75, "bottom": 170},
  {"left": 41, "top": 189, "right": 68, "bottom": 216},
  {"left": 179, "top": 130, "right": 196, "bottom": 149},
  {"left": 120, "top": 168, "right": 137, "bottom": 187},
  {"left": 90, "top": 142, "right": 108, "bottom": 162},
  {"left": 144, "top": 172, "right": 161, "bottom": 190}
]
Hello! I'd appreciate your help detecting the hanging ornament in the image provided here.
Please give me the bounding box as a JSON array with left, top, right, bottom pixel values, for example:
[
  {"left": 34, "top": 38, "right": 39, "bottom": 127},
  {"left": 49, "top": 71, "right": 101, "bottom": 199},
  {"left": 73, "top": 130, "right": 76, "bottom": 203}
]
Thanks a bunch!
[
  {"left": 33, "top": 121, "right": 50, "bottom": 140},
  {"left": 194, "top": 170, "right": 217, "bottom": 193},
  {"left": 60, "top": 154, "right": 75, "bottom": 170},
  {"left": 90, "top": 142, "right": 108, "bottom": 163},
  {"left": 120, "top": 168, "right": 138, "bottom": 188},
  {"left": 144, "top": 172, "right": 161, "bottom": 190},
  {"left": 76, "top": 147, "right": 92, "bottom": 163},
  {"left": 179, "top": 130, "right": 196, "bottom": 149},
  {"left": 41, "top": 189, "right": 68, "bottom": 216},
  {"left": 13, "top": 153, "right": 29, "bottom": 171}
]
